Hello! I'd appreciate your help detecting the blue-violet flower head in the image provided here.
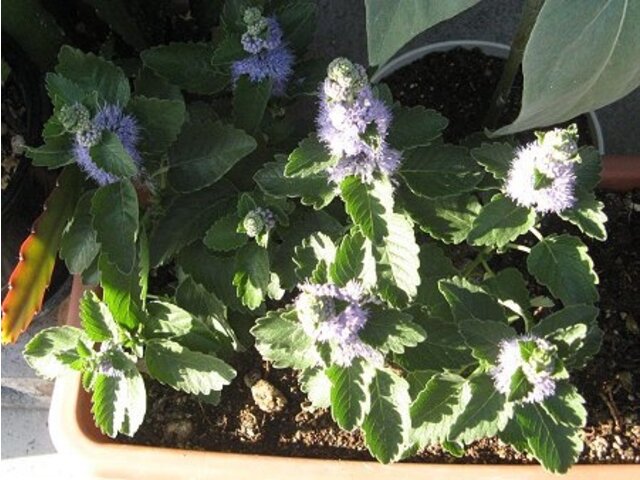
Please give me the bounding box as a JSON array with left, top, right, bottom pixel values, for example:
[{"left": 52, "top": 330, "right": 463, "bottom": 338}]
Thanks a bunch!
[
  {"left": 72, "top": 104, "right": 141, "bottom": 186},
  {"left": 294, "top": 281, "right": 382, "bottom": 367},
  {"left": 491, "top": 335, "right": 559, "bottom": 404}
]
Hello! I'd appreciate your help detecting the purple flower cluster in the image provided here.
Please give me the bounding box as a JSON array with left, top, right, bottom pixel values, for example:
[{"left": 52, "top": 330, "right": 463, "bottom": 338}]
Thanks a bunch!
[
  {"left": 505, "top": 126, "right": 579, "bottom": 214},
  {"left": 316, "top": 58, "right": 401, "bottom": 184},
  {"left": 491, "top": 335, "right": 558, "bottom": 404},
  {"left": 294, "top": 281, "right": 382, "bottom": 367},
  {"left": 231, "top": 8, "right": 294, "bottom": 96},
  {"left": 73, "top": 104, "right": 141, "bottom": 186}
]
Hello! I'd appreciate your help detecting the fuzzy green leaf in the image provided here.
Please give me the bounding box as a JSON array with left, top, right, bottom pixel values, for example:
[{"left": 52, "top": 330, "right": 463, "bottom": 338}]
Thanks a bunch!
[
  {"left": 79, "top": 291, "right": 119, "bottom": 342},
  {"left": 204, "top": 213, "right": 247, "bottom": 252},
  {"left": 89, "top": 131, "right": 138, "bottom": 179},
  {"left": 233, "top": 76, "right": 272, "bottom": 134},
  {"left": 527, "top": 234, "right": 598, "bottom": 306},
  {"left": 360, "top": 306, "right": 425, "bottom": 354},
  {"left": 328, "top": 359, "right": 374, "bottom": 431},
  {"left": 438, "top": 277, "right": 506, "bottom": 323},
  {"left": 233, "top": 243, "right": 270, "bottom": 310},
  {"left": 468, "top": 194, "right": 536, "bottom": 248},
  {"left": 329, "top": 230, "right": 366, "bottom": 286},
  {"left": 26, "top": 135, "right": 75, "bottom": 169},
  {"left": 459, "top": 320, "right": 517, "bottom": 363},
  {"left": 60, "top": 191, "right": 100, "bottom": 274},
  {"left": 341, "top": 176, "right": 393, "bottom": 245},
  {"left": 127, "top": 95, "right": 186, "bottom": 154},
  {"left": 559, "top": 189, "right": 607, "bottom": 241},
  {"left": 299, "top": 367, "right": 332, "bottom": 409},
  {"left": 23, "top": 326, "right": 90, "bottom": 379},
  {"left": 285, "top": 134, "right": 337, "bottom": 178},
  {"left": 471, "top": 142, "right": 514, "bottom": 180},
  {"left": 387, "top": 105, "right": 447, "bottom": 150}
]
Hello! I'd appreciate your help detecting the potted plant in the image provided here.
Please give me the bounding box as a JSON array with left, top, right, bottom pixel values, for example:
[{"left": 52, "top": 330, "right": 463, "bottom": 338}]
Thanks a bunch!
[{"left": 3, "top": 0, "right": 639, "bottom": 477}]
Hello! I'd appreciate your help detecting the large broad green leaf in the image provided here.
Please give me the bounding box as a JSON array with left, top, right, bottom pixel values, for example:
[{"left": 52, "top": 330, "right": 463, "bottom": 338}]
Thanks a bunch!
[
  {"left": 55, "top": 46, "right": 130, "bottom": 105},
  {"left": 145, "top": 339, "right": 236, "bottom": 395},
  {"left": 527, "top": 234, "right": 598, "bottom": 305},
  {"left": 251, "top": 309, "right": 319, "bottom": 370},
  {"left": 91, "top": 179, "right": 139, "bottom": 274},
  {"left": 299, "top": 367, "right": 332, "bottom": 408},
  {"left": 79, "top": 291, "right": 119, "bottom": 342},
  {"left": 203, "top": 213, "right": 247, "bottom": 252},
  {"left": 532, "top": 304, "right": 601, "bottom": 368},
  {"left": 376, "top": 213, "right": 421, "bottom": 304},
  {"left": 141, "top": 42, "right": 229, "bottom": 95},
  {"left": 471, "top": 142, "right": 514, "bottom": 180},
  {"left": 415, "top": 244, "right": 457, "bottom": 321},
  {"left": 127, "top": 96, "right": 186, "bottom": 154},
  {"left": 459, "top": 320, "right": 516, "bottom": 363},
  {"left": 169, "top": 120, "right": 256, "bottom": 192},
  {"left": 559, "top": 189, "right": 607, "bottom": 241},
  {"left": 23, "top": 326, "right": 90, "bottom": 379},
  {"left": 232, "top": 77, "right": 272, "bottom": 135},
  {"left": 91, "top": 374, "right": 126, "bottom": 438},
  {"left": 403, "top": 191, "right": 481, "bottom": 245},
  {"left": 254, "top": 160, "right": 337, "bottom": 210},
  {"left": 99, "top": 250, "right": 145, "bottom": 331},
  {"left": 60, "top": 191, "right": 100, "bottom": 274},
  {"left": 467, "top": 194, "right": 536, "bottom": 248},
  {"left": 516, "top": 403, "right": 583, "bottom": 474},
  {"left": 232, "top": 243, "right": 270, "bottom": 310},
  {"left": 387, "top": 106, "right": 448, "bottom": 151},
  {"left": 327, "top": 359, "right": 374, "bottom": 431},
  {"left": 275, "top": 0, "right": 317, "bottom": 54},
  {"left": 362, "top": 369, "right": 411, "bottom": 464},
  {"left": 26, "top": 135, "right": 75, "bottom": 169},
  {"left": 438, "top": 277, "right": 506, "bottom": 323},
  {"left": 365, "top": 0, "right": 482, "bottom": 66},
  {"left": 360, "top": 306, "right": 425, "bottom": 354},
  {"left": 89, "top": 131, "right": 138, "bottom": 178},
  {"left": 149, "top": 183, "right": 235, "bottom": 267},
  {"left": 542, "top": 382, "right": 587, "bottom": 428},
  {"left": 285, "top": 134, "right": 337, "bottom": 178},
  {"left": 329, "top": 230, "right": 366, "bottom": 286},
  {"left": 574, "top": 147, "right": 601, "bottom": 191},
  {"left": 495, "top": 0, "right": 640, "bottom": 135},
  {"left": 399, "top": 145, "right": 483, "bottom": 198},
  {"left": 449, "top": 374, "right": 513, "bottom": 444},
  {"left": 482, "top": 268, "right": 531, "bottom": 321},
  {"left": 341, "top": 176, "right": 393, "bottom": 245}
]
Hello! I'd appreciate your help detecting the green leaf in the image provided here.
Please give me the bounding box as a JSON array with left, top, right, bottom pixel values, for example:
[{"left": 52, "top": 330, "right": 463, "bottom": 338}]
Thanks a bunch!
[
  {"left": 527, "top": 234, "right": 598, "bottom": 306},
  {"left": 141, "top": 42, "right": 228, "bottom": 95},
  {"left": 496, "top": 0, "right": 640, "bottom": 136},
  {"left": 233, "top": 76, "right": 272, "bottom": 135},
  {"left": 415, "top": 244, "right": 457, "bottom": 320},
  {"left": 387, "top": 105, "right": 447, "bottom": 150},
  {"left": 438, "top": 277, "right": 506, "bottom": 323},
  {"left": 60, "top": 191, "right": 100, "bottom": 274},
  {"left": 169, "top": 120, "right": 257, "bottom": 192},
  {"left": 23, "top": 326, "right": 90, "bottom": 379},
  {"left": 91, "top": 179, "right": 138, "bottom": 274},
  {"left": 467, "top": 194, "right": 536, "bottom": 248},
  {"left": 362, "top": 369, "right": 411, "bottom": 464},
  {"left": 293, "top": 232, "right": 336, "bottom": 282},
  {"left": 471, "top": 142, "right": 514, "bottom": 180},
  {"left": 149, "top": 183, "right": 235, "bottom": 267},
  {"left": 134, "top": 67, "right": 183, "bottom": 101},
  {"left": 559, "top": 189, "right": 607, "bottom": 241},
  {"left": 410, "top": 373, "right": 465, "bottom": 446},
  {"left": 532, "top": 304, "right": 601, "bottom": 368},
  {"left": 26, "top": 135, "right": 75, "bottom": 169},
  {"left": 127, "top": 96, "right": 186, "bottom": 154},
  {"left": 82, "top": 0, "right": 147, "bottom": 50},
  {"left": 328, "top": 359, "right": 374, "bottom": 431},
  {"left": 403, "top": 191, "right": 481, "bottom": 245},
  {"left": 79, "top": 291, "right": 119, "bottom": 342},
  {"left": 276, "top": 0, "right": 317, "bottom": 54},
  {"left": 91, "top": 373, "right": 126, "bottom": 438},
  {"left": 365, "top": 0, "right": 481, "bottom": 66},
  {"left": 55, "top": 46, "right": 130, "bottom": 105},
  {"left": 90, "top": 131, "right": 138, "bottom": 179},
  {"left": 99, "top": 252, "right": 145, "bottom": 331},
  {"left": 516, "top": 403, "right": 583, "bottom": 474},
  {"left": 360, "top": 306, "right": 425, "bottom": 354},
  {"left": 329, "top": 230, "right": 366, "bottom": 286},
  {"left": 145, "top": 339, "right": 236, "bottom": 395},
  {"left": 376, "top": 212, "right": 421, "bottom": 304},
  {"left": 459, "top": 320, "right": 517, "bottom": 363},
  {"left": 285, "top": 134, "right": 337, "bottom": 178},
  {"left": 203, "top": 213, "right": 246, "bottom": 252},
  {"left": 251, "top": 309, "right": 319, "bottom": 370},
  {"left": 482, "top": 268, "right": 531, "bottom": 320},
  {"left": 575, "top": 147, "right": 601, "bottom": 191},
  {"left": 542, "top": 383, "right": 587, "bottom": 428},
  {"left": 233, "top": 243, "right": 270, "bottom": 310},
  {"left": 254, "top": 160, "right": 337, "bottom": 210},
  {"left": 299, "top": 367, "right": 332, "bottom": 408},
  {"left": 398, "top": 315, "right": 473, "bottom": 371},
  {"left": 341, "top": 176, "right": 393, "bottom": 245},
  {"left": 399, "top": 145, "right": 483, "bottom": 199},
  {"left": 449, "top": 373, "right": 513, "bottom": 444}
]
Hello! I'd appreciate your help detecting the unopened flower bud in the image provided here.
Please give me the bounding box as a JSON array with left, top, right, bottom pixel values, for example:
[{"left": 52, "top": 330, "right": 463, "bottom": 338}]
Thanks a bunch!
[
  {"left": 75, "top": 125, "right": 102, "bottom": 148},
  {"left": 59, "top": 103, "right": 91, "bottom": 134}
]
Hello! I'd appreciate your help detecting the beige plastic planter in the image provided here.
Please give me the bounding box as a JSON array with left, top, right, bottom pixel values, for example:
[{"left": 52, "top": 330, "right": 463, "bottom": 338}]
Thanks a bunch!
[{"left": 49, "top": 276, "right": 640, "bottom": 479}]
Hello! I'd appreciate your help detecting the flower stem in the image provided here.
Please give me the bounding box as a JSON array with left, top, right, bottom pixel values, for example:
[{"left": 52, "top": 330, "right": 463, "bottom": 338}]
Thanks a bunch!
[
  {"left": 507, "top": 243, "right": 531, "bottom": 253},
  {"left": 483, "top": 0, "right": 546, "bottom": 130},
  {"left": 530, "top": 226, "right": 544, "bottom": 241},
  {"left": 462, "top": 248, "right": 491, "bottom": 278}
]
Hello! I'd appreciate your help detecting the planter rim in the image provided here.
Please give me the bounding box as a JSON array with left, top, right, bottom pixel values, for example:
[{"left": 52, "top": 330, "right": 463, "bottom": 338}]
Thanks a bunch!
[
  {"left": 49, "top": 276, "right": 640, "bottom": 479},
  {"left": 371, "top": 39, "right": 606, "bottom": 156}
]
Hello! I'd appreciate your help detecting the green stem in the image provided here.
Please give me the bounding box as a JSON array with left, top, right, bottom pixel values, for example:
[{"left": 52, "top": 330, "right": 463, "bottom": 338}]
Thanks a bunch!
[
  {"left": 481, "top": 259, "right": 495, "bottom": 277},
  {"left": 462, "top": 248, "right": 491, "bottom": 278},
  {"left": 530, "top": 226, "right": 543, "bottom": 241},
  {"left": 483, "top": 0, "right": 546, "bottom": 130},
  {"left": 507, "top": 243, "right": 531, "bottom": 253}
]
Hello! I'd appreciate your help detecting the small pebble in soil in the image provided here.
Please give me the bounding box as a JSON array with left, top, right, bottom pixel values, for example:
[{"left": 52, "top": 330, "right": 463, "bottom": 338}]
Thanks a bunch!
[
  {"left": 164, "top": 419, "right": 193, "bottom": 445},
  {"left": 244, "top": 371, "right": 287, "bottom": 413}
]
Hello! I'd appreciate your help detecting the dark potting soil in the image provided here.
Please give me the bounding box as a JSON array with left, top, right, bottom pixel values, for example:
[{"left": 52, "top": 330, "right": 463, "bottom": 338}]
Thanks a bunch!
[{"left": 122, "top": 49, "right": 640, "bottom": 464}]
